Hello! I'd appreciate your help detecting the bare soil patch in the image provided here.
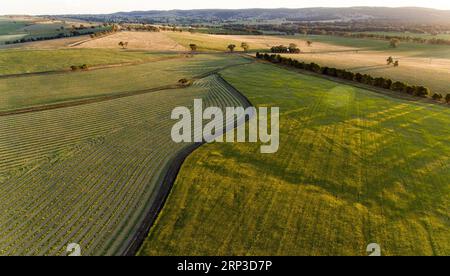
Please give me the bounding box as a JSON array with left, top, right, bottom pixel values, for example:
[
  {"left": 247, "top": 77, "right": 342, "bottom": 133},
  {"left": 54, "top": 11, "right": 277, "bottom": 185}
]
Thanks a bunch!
[{"left": 75, "top": 31, "right": 187, "bottom": 51}]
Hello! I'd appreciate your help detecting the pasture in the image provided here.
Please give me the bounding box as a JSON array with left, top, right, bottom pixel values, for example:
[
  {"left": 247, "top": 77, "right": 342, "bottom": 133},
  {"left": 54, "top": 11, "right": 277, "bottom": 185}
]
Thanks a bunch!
[
  {"left": 141, "top": 62, "right": 450, "bottom": 256},
  {"left": 0, "top": 53, "right": 250, "bottom": 111},
  {"left": 0, "top": 48, "right": 172, "bottom": 75},
  {"left": 0, "top": 17, "right": 29, "bottom": 35}
]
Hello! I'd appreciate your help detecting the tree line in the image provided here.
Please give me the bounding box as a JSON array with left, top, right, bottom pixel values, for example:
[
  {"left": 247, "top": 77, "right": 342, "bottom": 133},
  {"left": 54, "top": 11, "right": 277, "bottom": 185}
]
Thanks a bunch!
[
  {"left": 121, "top": 24, "right": 160, "bottom": 32},
  {"left": 271, "top": 44, "right": 301, "bottom": 54},
  {"left": 255, "top": 53, "right": 449, "bottom": 103},
  {"left": 4, "top": 26, "right": 114, "bottom": 45}
]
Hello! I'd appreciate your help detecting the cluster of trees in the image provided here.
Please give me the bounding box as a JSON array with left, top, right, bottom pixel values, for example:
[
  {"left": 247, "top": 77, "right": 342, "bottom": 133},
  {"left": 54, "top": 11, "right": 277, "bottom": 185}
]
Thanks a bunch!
[
  {"left": 70, "top": 64, "right": 89, "bottom": 71},
  {"left": 89, "top": 26, "right": 118, "bottom": 38},
  {"left": 178, "top": 78, "right": 191, "bottom": 86},
  {"left": 386, "top": 56, "right": 400, "bottom": 67},
  {"left": 271, "top": 44, "right": 301, "bottom": 54},
  {"left": 433, "top": 93, "right": 450, "bottom": 103},
  {"left": 121, "top": 24, "right": 160, "bottom": 32},
  {"left": 189, "top": 44, "right": 198, "bottom": 52},
  {"left": 159, "top": 26, "right": 184, "bottom": 32},
  {"left": 256, "top": 53, "right": 437, "bottom": 99},
  {"left": 118, "top": 41, "right": 129, "bottom": 49}
]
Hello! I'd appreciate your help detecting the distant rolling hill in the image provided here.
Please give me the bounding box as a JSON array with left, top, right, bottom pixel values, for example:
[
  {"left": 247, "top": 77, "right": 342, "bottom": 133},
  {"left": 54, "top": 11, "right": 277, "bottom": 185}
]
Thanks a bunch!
[{"left": 62, "top": 7, "right": 450, "bottom": 24}]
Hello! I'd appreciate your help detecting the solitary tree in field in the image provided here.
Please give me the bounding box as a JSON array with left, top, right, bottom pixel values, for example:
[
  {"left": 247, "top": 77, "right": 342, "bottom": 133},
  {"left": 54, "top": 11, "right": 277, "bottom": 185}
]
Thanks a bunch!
[
  {"left": 241, "top": 42, "right": 249, "bottom": 52},
  {"left": 119, "top": 41, "right": 128, "bottom": 49},
  {"left": 390, "top": 38, "right": 400, "bottom": 48},
  {"left": 445, "top": 94, "right": 450, "bottom": 104},
  {"left": 189, "top": 44, "right": 198, "bottom": 52},
  {"left": 387, "top": 56, "right": 394, "bottom": 65},
  {"left": 227, "top": 44, "right": 236, "bottom": 52},
  {"left": 306, "top": 40, "right": 313, "bottom": 47},
  {"left": 432, "top": 93, "right": 443, "bottom": 101}
]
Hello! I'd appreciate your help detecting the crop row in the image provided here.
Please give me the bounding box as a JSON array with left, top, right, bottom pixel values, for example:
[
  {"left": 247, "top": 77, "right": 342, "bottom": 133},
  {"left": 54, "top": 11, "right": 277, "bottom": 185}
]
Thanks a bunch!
[{"left": 0, "top": 75, "right": 249, "bottom": 255}]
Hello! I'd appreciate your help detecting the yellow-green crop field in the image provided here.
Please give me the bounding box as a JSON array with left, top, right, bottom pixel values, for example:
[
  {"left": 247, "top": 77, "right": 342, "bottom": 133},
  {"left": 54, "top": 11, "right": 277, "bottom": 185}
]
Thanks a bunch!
[{"left": 141, "top": 62, "right": 450, "bottom": 256}]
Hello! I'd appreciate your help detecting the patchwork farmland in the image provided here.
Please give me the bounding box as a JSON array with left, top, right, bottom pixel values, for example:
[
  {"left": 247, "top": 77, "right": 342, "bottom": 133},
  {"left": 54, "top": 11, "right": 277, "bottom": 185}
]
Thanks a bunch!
[
  {"left": 0, "top": 74, "right": 249, "bottom": 255},
  {"left": 141, "top": 63, "right": 450, "bottom": 256},
  {"left": 0, "top": 8, "right": 449, "bottom": 257}
]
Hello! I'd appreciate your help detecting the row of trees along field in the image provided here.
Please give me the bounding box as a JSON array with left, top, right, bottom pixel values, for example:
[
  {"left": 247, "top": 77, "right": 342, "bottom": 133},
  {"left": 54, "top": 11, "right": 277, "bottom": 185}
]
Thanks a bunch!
[
  {"left": 271, "top": 44, "right": 301, "bottom": 53},
  {"left": 4, "top": 24, "right": 116, "bottom": 45},
  {"left": 89, "top": 25, "right": 119, "bottom": 38},
  {"left": 188, "top": 42, "right": 250, "bottom": 52},
  {"left": 256, "top": 53, "right": 450, "bottom": 103}
]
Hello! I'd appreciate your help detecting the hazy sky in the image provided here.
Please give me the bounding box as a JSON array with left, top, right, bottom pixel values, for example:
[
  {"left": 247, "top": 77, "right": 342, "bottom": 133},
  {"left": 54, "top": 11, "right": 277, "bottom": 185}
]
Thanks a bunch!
[{"left": 1, "top": 0, "right": 449, "bottom": 15}]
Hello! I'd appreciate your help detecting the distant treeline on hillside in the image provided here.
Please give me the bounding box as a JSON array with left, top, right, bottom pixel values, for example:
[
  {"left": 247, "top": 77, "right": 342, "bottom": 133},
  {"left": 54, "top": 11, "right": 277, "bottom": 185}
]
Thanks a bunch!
[
  {"left": 313, "top": 31, "right": 450, "bottom": 46},
  {"left": 3, "top": 25, "right": 113, "bottom": 45},
  {"left": 60, "top": 7, "right": 450, "bottom": 25}
]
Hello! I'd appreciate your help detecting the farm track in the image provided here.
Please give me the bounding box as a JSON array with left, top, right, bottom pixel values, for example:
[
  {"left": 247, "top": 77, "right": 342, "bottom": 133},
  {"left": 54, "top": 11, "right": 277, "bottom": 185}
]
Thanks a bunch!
[{"left": 0, "top": 71, "right": 252, "bottom": 256}]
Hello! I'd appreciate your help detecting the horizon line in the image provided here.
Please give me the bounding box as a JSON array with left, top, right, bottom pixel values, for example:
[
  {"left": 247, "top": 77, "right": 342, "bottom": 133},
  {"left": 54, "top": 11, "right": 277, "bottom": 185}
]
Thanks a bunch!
[{"left": 2, "top": 6, "right": 450, "bottom": 16}]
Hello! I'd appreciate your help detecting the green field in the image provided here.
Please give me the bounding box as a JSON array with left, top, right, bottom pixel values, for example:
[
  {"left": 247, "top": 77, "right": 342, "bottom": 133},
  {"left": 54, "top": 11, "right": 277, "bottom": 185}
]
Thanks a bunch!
[
  {"left": 140, "top": 62, "right": 450, "bottom": 256},
  {"left": 0, "top": 49, "right": 173, "bottom": 75},
  {"left": 0, "top": 16, "right": 108, "bottom": 45},
  {"left": 0, "top": 54, "right": 250, "bottom": 111},
  {"left": 0, "top": 72, "right": 248, "bottom": 255},
  {"left": 0, "top": 18, "right": 29, "bottom": 35},
  {"left": 0, "top": 18, "right": 29, "bottom": 44}
]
